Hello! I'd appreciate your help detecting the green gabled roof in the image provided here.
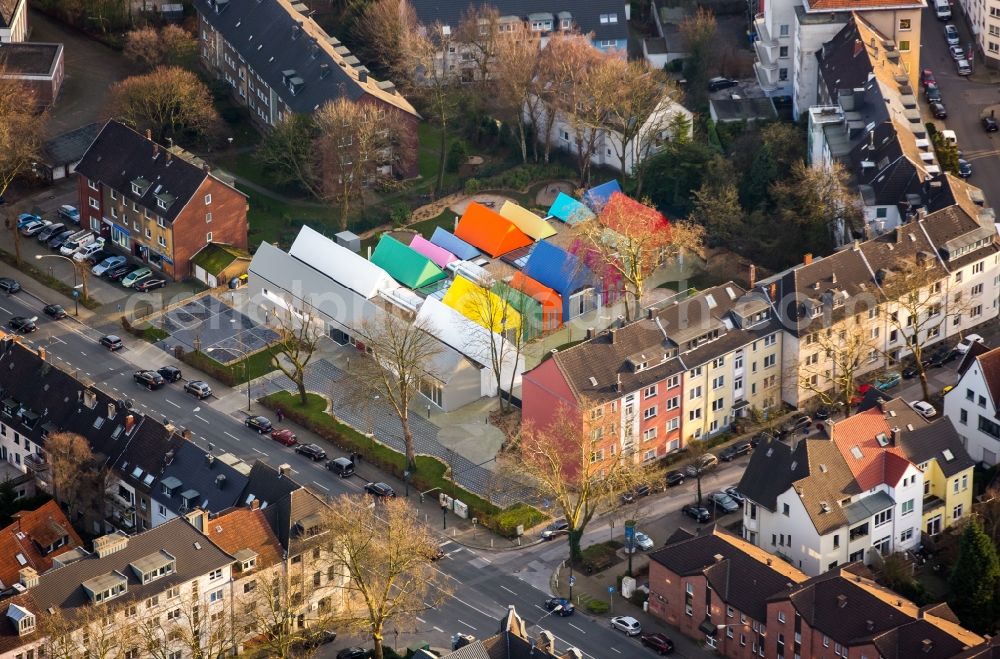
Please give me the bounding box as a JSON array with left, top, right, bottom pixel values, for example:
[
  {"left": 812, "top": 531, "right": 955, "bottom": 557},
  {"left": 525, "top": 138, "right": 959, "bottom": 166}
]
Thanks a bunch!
[
  {"left": 191, "top": 243, "right": 251, "bottom": 276},
  {"left": 370, "top": 235, "right": 446, "bottom": 289}
]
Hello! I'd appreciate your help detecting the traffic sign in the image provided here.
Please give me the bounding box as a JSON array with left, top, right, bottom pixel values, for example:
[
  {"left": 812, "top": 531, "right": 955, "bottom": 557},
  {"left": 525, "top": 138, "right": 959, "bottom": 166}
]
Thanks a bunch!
[
  {"left": 608, "top": 585, "right": 615, "bottom": 594},
  {"left": 568, "top": 576, "right": 576, "bottom": 586}
]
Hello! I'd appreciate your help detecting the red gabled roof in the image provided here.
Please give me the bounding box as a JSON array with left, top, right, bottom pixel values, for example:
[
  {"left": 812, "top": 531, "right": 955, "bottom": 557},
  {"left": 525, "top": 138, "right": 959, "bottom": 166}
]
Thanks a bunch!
[
  {"left": 976, "top": 347, "right": 1000, "bottom": 412},
  {"left": 598, "top": 192, "right": 669, "bottom": 234},
  {"left": 204, "top": 506, "right": 283, "bottom": 569},
  {"left": 0, "top": 500, "right": 83, "bottom": 588},
  {"left": 454, "top": 202, "right": 533, "bottom": 257},
  {"left": 831, "top": 407, "right": 912, "bottom": 490}
]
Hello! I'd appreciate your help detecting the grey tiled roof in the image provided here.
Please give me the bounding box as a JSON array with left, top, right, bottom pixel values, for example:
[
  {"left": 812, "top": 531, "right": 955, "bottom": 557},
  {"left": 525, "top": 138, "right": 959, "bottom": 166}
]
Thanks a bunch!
[
  {"left": 897, "top": 418, "right": 976, "bottom": 478},
  {"left": 41, "top": 122, "right": 101, "bottom": 168},
  {"left": 153, "top": 442, "right": 250, "bottom": 517},
  {"left": 409, "top": 0, "right": 628, "bottom": 42}
]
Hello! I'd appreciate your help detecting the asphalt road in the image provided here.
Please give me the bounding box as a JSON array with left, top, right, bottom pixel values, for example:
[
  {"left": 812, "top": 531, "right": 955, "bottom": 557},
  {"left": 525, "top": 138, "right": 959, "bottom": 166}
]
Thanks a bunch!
[{"left": 922, "top": 5, "right": 1000, "bottom": 206}]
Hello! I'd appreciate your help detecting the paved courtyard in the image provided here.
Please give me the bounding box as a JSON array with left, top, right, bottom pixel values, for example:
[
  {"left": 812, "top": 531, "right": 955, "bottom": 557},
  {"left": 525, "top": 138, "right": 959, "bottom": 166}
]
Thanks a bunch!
[{"left": 156, "top": 295, "right": 279, "bottom": 363}]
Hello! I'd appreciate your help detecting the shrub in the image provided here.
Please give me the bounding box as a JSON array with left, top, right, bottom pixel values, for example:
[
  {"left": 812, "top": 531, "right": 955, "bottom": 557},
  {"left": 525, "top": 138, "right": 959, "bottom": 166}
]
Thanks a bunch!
[
  {"left": 585, "top": 599, "right": 610, "bottom": 614},
  {"left": 489, "top": 503, "right": 546, "bottom": 537},
  {"left": 464, "top": 178, "right": 482, "bottom": 194},
  {"left": 447, "top": 141, "right": 468, "bottom": 173},
  {"left": 390, "top": 203, "right": 410, "bottom": 228}
]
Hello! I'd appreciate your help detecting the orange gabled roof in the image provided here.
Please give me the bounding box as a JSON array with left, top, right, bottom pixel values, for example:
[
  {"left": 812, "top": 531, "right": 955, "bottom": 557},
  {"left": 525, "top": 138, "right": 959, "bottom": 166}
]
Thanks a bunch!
[
  {"left": 204, "top": 506, "right": 283, "bottom": 570},
  {"left": 0, "top": 500, "right": 83, "bottom": 588},
  {"left": 455, "top": 202, "right": 533, "bottom": 257},
  {"left": 830, "top": 407, "right": 912, "bottom": 490}
]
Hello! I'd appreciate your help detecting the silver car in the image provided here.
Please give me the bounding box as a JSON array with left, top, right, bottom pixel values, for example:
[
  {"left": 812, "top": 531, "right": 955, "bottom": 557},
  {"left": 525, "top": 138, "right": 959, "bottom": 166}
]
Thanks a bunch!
[
  {"left": 710, "top": 491, "right": 741, "bottom": 514},
  {"left": 610, "top": 615, "right": 642, "bottom": 636}
]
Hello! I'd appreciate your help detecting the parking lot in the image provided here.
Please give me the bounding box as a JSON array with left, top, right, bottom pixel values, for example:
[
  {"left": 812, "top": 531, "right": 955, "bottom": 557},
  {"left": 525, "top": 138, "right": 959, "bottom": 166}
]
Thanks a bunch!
[{"left": 155, "top": 294, "right": 279, "bottom": 363}]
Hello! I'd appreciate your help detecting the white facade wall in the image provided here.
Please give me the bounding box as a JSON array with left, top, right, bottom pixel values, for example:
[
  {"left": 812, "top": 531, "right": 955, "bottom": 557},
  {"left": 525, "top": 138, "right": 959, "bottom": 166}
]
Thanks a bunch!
[
  {"left": 792, "top": 19, "right": 848, "bottom": 118},
  {"left": 945, "top": 360, "right": 1000, "bottom": 464},
  {"left": 958, "top": 0, "right": 1000, "bottom": 68},
  {"left": 753, "top": 0, "right": 797, "bottom": 98}
]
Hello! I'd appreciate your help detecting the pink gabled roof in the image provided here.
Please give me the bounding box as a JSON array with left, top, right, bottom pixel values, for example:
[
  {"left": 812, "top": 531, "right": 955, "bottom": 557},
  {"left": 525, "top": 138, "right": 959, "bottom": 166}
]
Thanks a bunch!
[
  {"left": 831, "top": 407, "right": 911, "bottom": 490},
  {"left": 409, "top": 234, "right": 458, "bottom": 269}
]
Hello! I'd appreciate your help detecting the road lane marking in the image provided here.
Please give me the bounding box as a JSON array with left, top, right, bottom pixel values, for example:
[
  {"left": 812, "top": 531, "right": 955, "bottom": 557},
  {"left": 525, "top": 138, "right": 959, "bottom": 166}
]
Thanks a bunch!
[
  {"left": 457, "top": 619, "right": 475, "bottom": 630},
  {"left": 48, "top": 336, "right": 65, "bottom": 345},
  {"left": 533, "top": 604, "right": 545, "bottom": 612},
  {"left": 569, "top": 623, "right": 585, "bottom": 633},
  {"left": 611, "top": 648, "right": 622, "bottom": 654},
  {"left": 224, "top": 432, "right": 241, "bottom": 442},
  {"left": 194, "top": 414, "right": 208, "bottom": 423},
  {"left": 0, "top": 306, "right": 9, "bottom": 314},
  {"left": 313, "top": 481, "right": 329, "bottom": 491},
  {"left": 500, "top": 586, "right": 517, "bottom": 595},
  {"left": 415, "top": 617, "right": 426, "bottom": 624},
  {"left": 252, "top": 448, "right": 267, "bottom": 456},
  {"left": 80, "top": 352, "right": 86, "bottom": 357},
  {"left": 433, "top": 626, "right": 444, "bottom": 633},
  {"left": 166, "top": 399, "right": 181, "bottom": 408}
]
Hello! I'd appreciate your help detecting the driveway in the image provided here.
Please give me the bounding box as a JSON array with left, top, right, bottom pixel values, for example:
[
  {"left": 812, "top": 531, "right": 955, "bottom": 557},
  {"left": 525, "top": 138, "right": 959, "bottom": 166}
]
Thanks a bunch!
[
  {"left": 921, "top": 5, "right": 1000, "bottom": 206},
  {"left": 29, "top": 9, "right": 131, "bottom": 138}
]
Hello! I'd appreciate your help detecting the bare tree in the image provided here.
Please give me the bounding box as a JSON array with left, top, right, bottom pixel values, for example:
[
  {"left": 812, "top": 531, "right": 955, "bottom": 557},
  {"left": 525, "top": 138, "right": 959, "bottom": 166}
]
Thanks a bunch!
[
  {"left": 455, "top": 4, "right": 501, "bottom": 84},
  {"left": 507, "top": 402, "right": 645, "bottom": 560},
  {"left": 354, "top": 315, "right": 441, "bottom": 470},
  {"left": 322, "top": 495, "right": 450, "bottom": 659},
  {"left": 256, "top": 114, "right": 323, "bottom": 198},
  {"left": 491, "top": 24, "right": 542, "bottom": 164},
  {"left": 604, "top": 58, "right": 676, "bottom": 180},
  {"left": 0, "top": 69, "right": 44, "bottom": 237},
  {"left": 39, "top": 603, "right": 139, "bottom": 659},
  {"left": 794, "top": 323, "right": 880, "bottom": 416},
  {"left": 124, "top": 25, "right": 196, "bottom": 70},
  {"left": 270, "top": 306, "right": 321, "bottom": 406},
  {"left": 45, "top": 432, "right": 105, "bottom": 522},
  {"left": 314, "top": 98, "right": 401, "bottom": 228},
  {"left": 770, "top": 160, "right": 863, "bottom": 254},
  {"left": 133, "top": 591, "right": 239, "bottom": 659},
  {"left": 352, "top": 0, "right": 420, "bottom": 85},
  {"left": 107, "top": 66, "right": 220, "bottom": 142}
]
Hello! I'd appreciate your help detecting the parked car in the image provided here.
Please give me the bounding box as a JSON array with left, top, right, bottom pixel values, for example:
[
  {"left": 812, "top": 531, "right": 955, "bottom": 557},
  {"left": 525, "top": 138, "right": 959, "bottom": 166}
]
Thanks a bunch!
[
  {"left": 364, "top": 482, "right": 396, "bottom": 499},
  {"left": 813, "top": 407, "right": 832, "bottom": 420},
  {"left": 20, "top": 219, "right": 51, "bottom": 236},
  {"left": 16, "top": 213, "right": 41, "bottom": 229},
  {"left": 710, "top": 491, "right": 741, "bottom": 514},
  {"left": 57, "top": 205, "right": 80, "bottom": 224},
  {"left": 955, "top": 334, "right": 985, "bottom": 354},
  {"left": 133, "top": 370, "right": 165, "bottom": 389},
  {"left": 924, "top": 83, "right": 942, "bottom": 102},
  {"left": 327, "top": 456, "right": 355, "bottom": 477},
  {"left": 336, "top": 649, "right": 369, "bottom": 659},
  {"left": 36, "top": 222, "right": 65, "bottom": 243},
  {"left": 105, "top": 263, "right": 133, "bottom": 281},
  {"left": 541, "top": 518, "right": 569, "bottom": 540},
  {"left": 43, "top": 304, "right": 67, "bottom": 320},
  {"left": 620, "top": 484, "right": 651, "bottom": 504},
  {"left": 0, "top": 278, "right": 21, "bottom": 294},
  {"left": 901, "top": 363, "right": 920, "bottom": 379},
  {"left": 631, "top": 531, "right": 655, "bottom": 551},
  {"left": 610, "top": 616, "right": 642, "bottom": 636},
  {"left": 958, "top": 158, "right": 972, "bottom": 178},
  {"left": 270, "top": 428, "right": 297, "bottom": 446},
  {"left": 949, "top": 44, "right": 966, "bottom": 60},
  {"left": 544, "top": 597, "right": 575, "bottom": 616},
  {"left": 295, "top": 443, "right": 327, "bottom": 461},
  {"left": 912, "top": 401, "right": 937, "bottom": 418},
  {"left": 682, "top": 505, "right": 711, "bottom": 523},
  {"left": 983, "top": 116, "right": 999, "bottom": 132},
  {"left": 750, "top": 431, "right": 772, "bottom": 448},
  {"left": 135, "top": 278, "right": 167, "bottom": 292},
  {"left": 92, "top": 255, "right": 125, "bottom": 276},
  {"left": 7, "top": 316, "right": 37, "bottom": 334},
  {"left": 74, "top": 240, "right": 106, "bottom": 262},
  {"left": 708, "top": 76, "right": 738, "bottom": 91},
  {"left": 789, "top": 414, "right": 813, "bottom": 431},
  {"left": 60, "top": 232, "right": 94, "bottom": 256},
  {"left": 930, "top": 101, "right": 948, "bottom": 119},
  {"left": 157, "top": 365, "right": 182, "bottom": 382},
  {"left": 244, "top": 416, "right": 273, "bottom": 434},
  {"left": 684, "top": 453, "right": 719, "bottom": 477},
  {"left": 945, "top": 24, "right": 960, "bottom": 45},
  {"left": 641, "top": 632, "right": 675, "bottom": 655},
  {"left": 665, "top": 470, "right": 686, "bottom": 487},
  {"left": 85, "top": 249, "right": 112, "bottom": 265},
  {"left": 184, "top": 380, "right": 213, "bottom": 399},
  {"left": 725, "top": 486, "right": 745, "bottom": 504},
  {"left": 121, "top": 267, "right": 152, "bottom": 288},
  {"left": 719, "top": 441, "right": 752, "bottom": 462},
  {"left": 921, "top": 68, "right": 936, "bottom": 87},
  {"left": 957, "top": 58, "right": 972, "bottom": 76},
  {"left": 47, "top": 230, "right": 76, "bottom": 251},
  {"left": 99, "top": 334, "right": 123, "bottom": 351},
  {"left": 874, "top": 371, "right": 902, "bottom": 390}
]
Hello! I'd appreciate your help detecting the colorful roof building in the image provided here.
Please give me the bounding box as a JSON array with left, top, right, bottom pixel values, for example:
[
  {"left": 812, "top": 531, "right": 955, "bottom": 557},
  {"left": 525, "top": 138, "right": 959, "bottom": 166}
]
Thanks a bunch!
[
  {"left": 430, "top": 226, "right": 481, "bottom": 261},
  {"left": 409, "top": 233, "right": 458, "bottom": 269},
  {"left": 454, "top": 202, "right": 533, "bottom": 257},
  {"left": 497, "top": 201, "right": 557, "bottom": 240},
  {"left": 369, "top": 234, "right": 447, "bottom": 289},
  {"left": 442, "top": 275, "right": 522, "bottom": 335},
  {"left": 547, "top": 192, "right": 595, "bottom": 225}
]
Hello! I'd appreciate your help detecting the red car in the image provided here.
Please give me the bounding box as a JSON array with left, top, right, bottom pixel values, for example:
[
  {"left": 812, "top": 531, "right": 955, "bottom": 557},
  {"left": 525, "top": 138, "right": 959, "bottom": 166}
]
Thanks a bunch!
[
  {"left": 920, "top": 68, "right": 936, "bottom": 87},
  {"left": 641, "top": 632, "right": 675, "bottom": 655},
  {"left": 270, "top": 428, "right": 297, "bottom": 446}
]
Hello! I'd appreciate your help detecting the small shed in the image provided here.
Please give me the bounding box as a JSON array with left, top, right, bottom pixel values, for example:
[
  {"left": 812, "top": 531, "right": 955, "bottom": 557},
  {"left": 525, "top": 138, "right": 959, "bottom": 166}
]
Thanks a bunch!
[
  {"left": 38, "top": 122, "right": 101, "bottom": 183},
  {"left": 334, "top": 230, "right": 361, "bottom": 253},
  {"left": 190, "top": 243, "right": 252, "bottom": 288}
]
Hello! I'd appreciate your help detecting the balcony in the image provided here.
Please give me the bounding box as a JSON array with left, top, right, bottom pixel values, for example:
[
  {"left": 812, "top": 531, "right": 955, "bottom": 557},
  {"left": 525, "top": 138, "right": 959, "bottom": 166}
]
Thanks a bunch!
[
  {"left": 23, "top": 453, "right": 48, "bottom": 475},
  {"left": 753, "top": 14, "right": 777, "bottom": 47},
  {"left": 923, "top": 494, "right": 945, "bottom": 515},
  {"left": 754, "top": 39, "right": 779, "bottom": 70},
  {"left": 754, "top": 62, "right": 781, "bottom": 93}
]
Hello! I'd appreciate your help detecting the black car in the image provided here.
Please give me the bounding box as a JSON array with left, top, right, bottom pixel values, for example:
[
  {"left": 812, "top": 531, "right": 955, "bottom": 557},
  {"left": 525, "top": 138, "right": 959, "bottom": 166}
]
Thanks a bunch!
[
  {"left": 105, "top": 264, "right": 132, "bottom": 281},
  {"left": 47, "top": 230, "right": 75, "bottom": 250},
  {"left": 99, "top": 334, "right": 124, "bottom": 350},
  {"left": 135, "top": 278, "right": 167, "bottom": 292},
  {"left": 85, "top": 250, "right": 111, "bottom": 265},
  {"left": 927, "top": 346, "right": 957, "bottom": 368},
  {"left": 7, "top": 316, "right": 36, "bottom": 333},
  {"left": 930, "top": 101, "right": 948, "bottom": 119},
  {"left": 36, "top": 223, "right": 65, "bottom": 243},
  {"left": 620, "top": 484, "right": 651, "bottom": 504},
  {"left": 0, "top": 278, "right": 20, "bottom": 294},
  {"left": 719, "top": 441, "right": 752, "bottom": 462},
  {"left": 902, "top": 364, "right": 920, "bottom": 379},
  {"left": 813, "top": 407, "right": 832, "bottom": 420},
  {"left": 244, "top": 415, "right": 273, "bottom": 434},
  {"left": 682, "top": 505, "right": 711, "bottom": 523},
  {"left": 958, "top": 158, "right": 972, "bottom": 178},
  {"left": 665, "top": 470, "right": 686, "bottom": 487},
  {"left": 133, "top": 370, "right": 165, "bottom": 389},
  {"left": 157, "top": 365, "right": 182, "bottom": 382},
  {"left": 364, "top": 482, "right": 396, "bottom": 499},
  {"left": 336, "top": 649, "right": 369, "bottom": 659},
  {"left": 300, "top": 629, "right": 337, "bottom": 649},
  {"left": 924, "top": 83, "right": 942, "bottom": 102},
  {"left": 43, "top": 304, "right": 67, "bottom": 319},
  {"left": 295, "top": 443, "right": 327, "bottom": 461},
  {"left": 725, "top": 487, "right": 745, "bottom": 504},
  {"left": 544, "top": 597, "right": 575, "bottom": 616},
  {"left": 984, "top": 116, "right": 999, "bottom": 132},
  {"left": 708, "top": 76, "right": 738, "bottom": 91}
]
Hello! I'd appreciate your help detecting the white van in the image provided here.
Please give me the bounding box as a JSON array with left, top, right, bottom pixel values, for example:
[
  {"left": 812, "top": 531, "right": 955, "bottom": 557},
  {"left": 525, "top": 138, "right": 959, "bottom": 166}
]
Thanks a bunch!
[
  {"left": 941, "top": 129, "right": 958, "bottom": 146},
  {"left": 934, "top": 0, "right": 952, "bottom": 20},
  {"left": 59, "top": 231, "right": 95, "bottom": 256},
  {"left": 74, "top": 238, "right": 105, "bottom": 262}
]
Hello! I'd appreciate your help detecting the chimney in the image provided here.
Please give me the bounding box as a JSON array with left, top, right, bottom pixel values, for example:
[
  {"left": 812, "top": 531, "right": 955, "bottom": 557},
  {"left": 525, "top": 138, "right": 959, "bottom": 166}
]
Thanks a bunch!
[
  {"left": 184, "top": 508, "right": 210, "bottom": 533},
  {"left": 182, "top": 429, "right": 193, "bottom": 440},
  {"left": 769, "top": 282, "right": 777, "bottom": 301},
  {"left": 38, "top": 347, "right": 46, "bottom": 362},
  {"left": 749, "top": 264, "right": 757, "bottom": 288},
  {"left": 891, "top": 426, "right": 900, "bottom": 443},
  {"left": 853, "top": 239, "right": 861, "bottom": 251},
  {"left": 766, "top": 558, "right": 773, "bottom": 566},
  {"left": 207, "top": 453, "right": 215, "bottom": 467},
  {"left": 319, "top": 63, "right": 330, "bottom": 79},
  {"left": 215, "top": 474, "right": 226, "bottom": 489},
  {"left": 617, "top": 315, "right": 626, "bottom": 328},
  {"left": 166, "top": 151, "right": 172, "bottom": 165},
  {"left": 250, "top": 498, "right": 261, "bottom": 511},
  {"left": 922, "top": 639, "right": 934, "bottom": 653},
  {"left": 278, "top": 463, "right": 291, "bottom": 477},
  {"left": 536, "top": 630, "right": 555, "bottom": 654},
  {"left": 153, "top": 143, "right": 159, "bottom": 158},
  {"left": 145, "top": 129, "right": 152, "bottom": 141},
  {"left": 804, "top": 253, "right": 813, "bottom": 265},
  {"left": 713, "top": 553, "right": 725, "bottom": 563},
  {"left": 107, "top": 402, "right": 116, "bottom": 419},
  {"left": 93, "top": 532, "right": 129, "bottom": 558},
  {"left": 609, "top": 328, "right": 617, "bottom": 344},
  {"left": 830, "top": 272, "right": 837, "bottom": 284},
  {"left": 19, "top": 567, "right": 38, "bottom": 589},
  {"left": 853, "top": 38, "right": 864, "bottom": 57},
  {"left": 614, "top": 373, "right": 622, "bottom": 392},
  {"left": 866, "top": 620, "right": 875, "bottom": 631},
  {"left": 586, "top": 327, "right": 595, "bottom": 340},
  {"left": 837, "top": 594, "right": 848, "bottom": 608},
  {"left": 647, "top": 307, "right": 656, "bottom": 320},
  {"left": 125, "top": 414, "right": 135, "bottom": 433},
  {"left": 202, "top": 162, "right": 210, "bottom": 173},
  {"left": 359, "top": 70, "right": 368, "bottom": 83},
  {"left": 561, "top": 650, "right": 584, "bottom": 659}
]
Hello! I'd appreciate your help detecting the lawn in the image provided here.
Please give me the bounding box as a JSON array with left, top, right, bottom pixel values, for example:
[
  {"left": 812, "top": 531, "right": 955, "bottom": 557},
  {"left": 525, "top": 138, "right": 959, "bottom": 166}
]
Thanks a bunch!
[
  {"left": 245, "top": 190, "right": 344, "bottom": 249},
  {"left": 181, "top": 345, "right": 282, "bottom": 386}
]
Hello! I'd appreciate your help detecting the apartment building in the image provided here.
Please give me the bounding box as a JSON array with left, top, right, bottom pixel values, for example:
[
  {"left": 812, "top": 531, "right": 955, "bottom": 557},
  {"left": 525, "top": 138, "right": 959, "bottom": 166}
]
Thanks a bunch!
[
  {"left": 0, "top": 500, "right": 83, "bottom": 592},
  {"left": 738, "top": 397, "right": 974, "bottom": 576},
  {"left": 649, "top": 526, "right": 985, "bottom": 657},
  {"left": 195, "top": 0, "right": 419, "bottom": 178},
  {"left": 521, "top": 283, "right": 782, "bottom": 465},
  {"left": 75, "top": 120, "right": 248, "bottom": 281},
  {"left": 945, "top": 346, "right": 1000, "bottom": 465},
  {"left": 752, "top": 0, "right": 922, "bottom": 118},
  {"left": 957, "top": 0, "right": 1000, "bottom": 68}
]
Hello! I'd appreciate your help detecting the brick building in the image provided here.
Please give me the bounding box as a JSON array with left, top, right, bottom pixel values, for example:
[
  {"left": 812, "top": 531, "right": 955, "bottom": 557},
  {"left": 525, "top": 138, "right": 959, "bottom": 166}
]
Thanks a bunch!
[
  {"left": 0, "top": 42, "right": 64, "bottom": 108},
  {"left": 74, "top": 120, "right": 248, "bottom": 281}
]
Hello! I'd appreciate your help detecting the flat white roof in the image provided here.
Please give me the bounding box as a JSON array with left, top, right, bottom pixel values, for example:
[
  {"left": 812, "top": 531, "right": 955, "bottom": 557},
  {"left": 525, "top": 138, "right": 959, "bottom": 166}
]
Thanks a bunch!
[{"left": 289, "top": 225, "right": 395, "bottom": 299}]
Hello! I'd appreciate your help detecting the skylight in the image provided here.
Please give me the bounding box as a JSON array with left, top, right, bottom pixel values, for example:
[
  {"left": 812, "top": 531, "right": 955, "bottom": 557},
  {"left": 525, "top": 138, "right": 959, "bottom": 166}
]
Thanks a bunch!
[
  {"left": 942, "top": 449, "right": 954, "bottom": 461},
  {"left": 851, "top": 446, "right": 864, "bottom": 460}
]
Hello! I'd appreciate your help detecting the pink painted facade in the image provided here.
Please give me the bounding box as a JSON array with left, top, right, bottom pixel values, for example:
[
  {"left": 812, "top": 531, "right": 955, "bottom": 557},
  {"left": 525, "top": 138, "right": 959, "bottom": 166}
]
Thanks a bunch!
[{"left": 520, "top": 358, "right": 578, "bottom": 434}]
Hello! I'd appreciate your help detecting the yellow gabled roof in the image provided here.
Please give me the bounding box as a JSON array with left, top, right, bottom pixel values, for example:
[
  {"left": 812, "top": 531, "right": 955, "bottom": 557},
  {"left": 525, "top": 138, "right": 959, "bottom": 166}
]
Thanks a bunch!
[
  {"left": 442, "top": 275, "right": 521, "bottom": 334},
  {"left": 498, "top": 201, "right": 557, "bottom": 241}
]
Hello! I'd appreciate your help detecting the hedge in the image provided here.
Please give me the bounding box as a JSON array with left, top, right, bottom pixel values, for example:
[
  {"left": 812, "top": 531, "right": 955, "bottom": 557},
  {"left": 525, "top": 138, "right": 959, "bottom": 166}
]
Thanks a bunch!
[
  {"left": 262, "top": 391, "right": 545, "bottom": 538},
  {"left": 176, "top": 348, "right": 280, "bottom": 387}
]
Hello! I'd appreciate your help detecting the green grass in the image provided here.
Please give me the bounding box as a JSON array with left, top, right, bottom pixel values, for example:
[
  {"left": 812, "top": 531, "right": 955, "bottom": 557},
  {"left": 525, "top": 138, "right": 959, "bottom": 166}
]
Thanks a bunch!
[
  {"left": 180, "top": 346, "right": 281, "bottom": 386},
  {"left": 416, "top": 123, "right": 461, "bottom": 192},
  {"left": 141, "top": 326, "right": 169, "bottom": 343},
  {"left": 262, "top": 391, "right": 545, "bottom": 537},
  {"left": 190, "top": 243, "right": 249, "bottom": 275},
  {"left": 245, "top": 190, "right": 345, "bottom": 249}
]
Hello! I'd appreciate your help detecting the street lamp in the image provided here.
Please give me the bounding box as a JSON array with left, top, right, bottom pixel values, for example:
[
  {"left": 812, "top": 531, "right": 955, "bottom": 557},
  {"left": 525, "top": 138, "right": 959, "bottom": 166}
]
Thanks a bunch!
[
  {"left": 208, "top": 345, "right": 251, "bottom": 411},
  {"left": 441, "top": 500, "right": 448, "bottom": 530},
  {"left": 34, "top": 254, "right": 84, "bottom": 315},
  {"left": 531, "top": 605, "right": 563, "bottom": 630}
]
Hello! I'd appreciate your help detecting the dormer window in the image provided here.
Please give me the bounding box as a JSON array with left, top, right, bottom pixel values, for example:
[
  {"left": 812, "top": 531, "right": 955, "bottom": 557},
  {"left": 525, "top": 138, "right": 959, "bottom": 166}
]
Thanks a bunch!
[
  {"left": 131, "top": 183, "right": 140, "bottom": 195},
  {"left": 82, "top": 571, "right": 128, "bottom": 603},
  {"left": 130, "top": 550, "right": 176, "bottom": 584},
  {"left": 6, "top": 604, "right": 34, "bottom": 636}
]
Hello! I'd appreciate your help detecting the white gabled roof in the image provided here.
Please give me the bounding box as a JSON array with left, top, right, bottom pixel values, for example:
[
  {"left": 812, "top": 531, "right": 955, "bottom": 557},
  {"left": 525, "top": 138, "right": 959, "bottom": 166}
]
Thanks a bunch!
[{"left": 288, "top": 225, "right": 395, "bottom": 299}]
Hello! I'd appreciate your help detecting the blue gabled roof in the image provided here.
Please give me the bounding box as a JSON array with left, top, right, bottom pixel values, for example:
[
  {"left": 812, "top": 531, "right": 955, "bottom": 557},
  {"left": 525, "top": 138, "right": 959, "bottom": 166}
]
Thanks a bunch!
[
  {"left": 548, "top": 192, "right": 595, "bottom": 225},
  {"left": 583, "top": 180, "right": 621, "bottom": 211},
  {"left": 430, "top": 226, "right": 480, "bottom": 261},
  {"left": 522, "top": 241, "right": 593, "bottom": 296}
]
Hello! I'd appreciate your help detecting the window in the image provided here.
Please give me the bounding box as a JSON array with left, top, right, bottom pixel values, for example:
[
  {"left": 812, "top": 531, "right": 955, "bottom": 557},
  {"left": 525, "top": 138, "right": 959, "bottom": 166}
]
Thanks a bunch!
[
  {"left": 599, "top": 13, "right": 618, "bottom": 24},
  {"left": 764, "top": 354, "right": 776, "bottom": 368},
  {"left": 902, "top": 499, "right": 914, "bottom": 515},
  {"left": 783, "top": 503, "right": 790, "bottom": 516},
  {"left": 667, "top": 375, "right": 680, "bottom": 389},
  {"left": 875, "top": 508, "right": 893, "bottom": 527},
  {"left": 206, "top": 231, "right": 213, "bottom": 242},
  {"left": 778, "top": 611, "right": 786, "bottom": 623},
  {"left": 967, "top": 388, "right": 975, "bottom": 401},
  {"left": 963, "top": 474, "right": 969, "bottom": 490},
  {"left": 167, "top": 608, "right": 180, "bottom": 621},
  {"left": 643, "top": 407, "right": 657, "bottom": 420},
  {"left": 208, "top": 588, "right": 224, "bottom": 603},
  {"left": 712, "top": 376, "right": 724, "bottom": 390},
  {"left": 209, "top": 568, "right": 223, "bottom": 581},
  {"left": 158, "top": 236, "right": 166, "bottom": 248},
  {"left": 144, "top": 227, "right": 151, "bottom": 239},
  {"left": 667, "top": 418, "right": 680, "bottom": 431},
  {"left": 205, "top": 212, "right": 212, "bottom": 224},
  {"left": 204, "top": 193, "right": 212, "bottom": 205},
  {"left": 157, "top": 217, "right": 165, "bottom": 228},
  {"left": 779, "top": 67, "right": 788, "bottom": 81},
  {"left": 960, "top": 408, "right": 968, "bottom": 425},
  {"left": 643, "top": 427, "right": 658, "bottom": 441},
  {"left": 690, "top": 366, "right": 703, "bottom": 377},
  {"left": 990, "top": 41, "right": 1000, "bottom": 53},
  {"left": 974, "top": 261, "right": 985, "bottom": 275},
  {"left": 666, "top": 396, "right": 680, "bottom": 410},
  {"left": 972, "top": 305, "right": 983, "bottom": 318},
  {"left": 901, "top": 527, "right": 914, "bottom": 542},
  {"left": 689, "top": 386, "right": 702, "bottom": 400},
  {"left": 991, "top": 25, "right": 1000, "bottom": 37},
  {"left": 689, "top": 409, "right": 702, "bottom": 421},
  {"left": 953, "top": 504, "right": 964, "bottom": 520},
  {"left": 980, "top": 415, "right": 1000, "bottom": 440},
  {"left": 779, "top": 45, "right": 788, "bottom": 57},
  {"left": 779, "top": 24, "right": 789, "bottom": 36},
  {"left": 711, "top": 398, "right": 724, "bottom": 412},
  {"left": 899, "top": 18, "right": 911, "bottom": 29},
  {"left": 89, "top": 197, "right": 99, "bottom": 210}
]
